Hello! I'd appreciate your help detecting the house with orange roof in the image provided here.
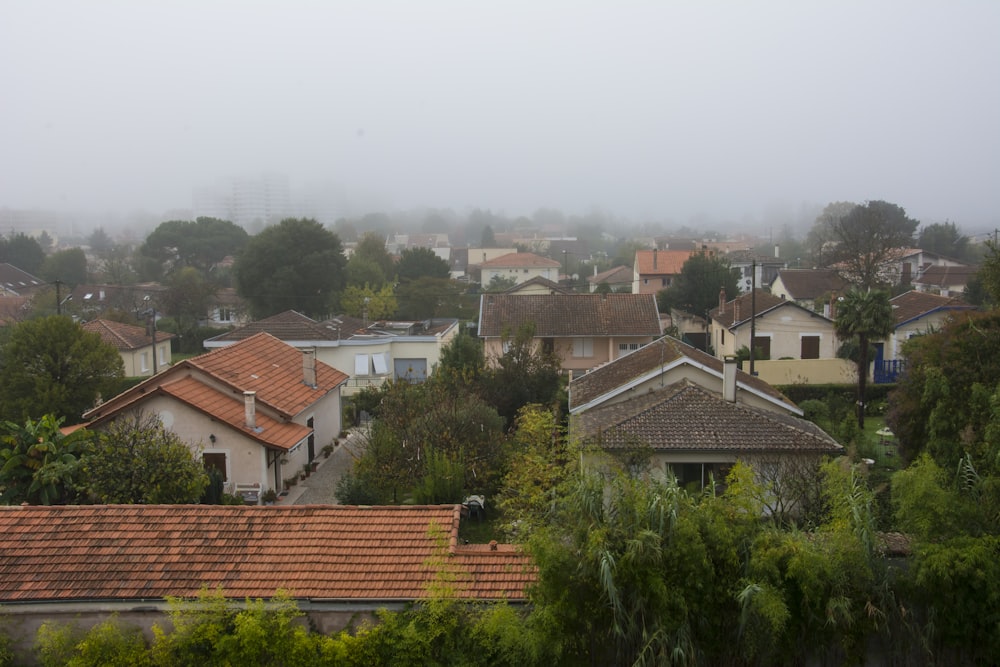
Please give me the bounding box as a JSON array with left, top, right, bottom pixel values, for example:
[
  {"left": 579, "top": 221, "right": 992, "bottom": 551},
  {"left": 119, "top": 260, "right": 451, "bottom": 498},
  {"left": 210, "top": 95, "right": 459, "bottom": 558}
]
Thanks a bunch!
[
  {"left": 82, "top": 318, "right": 175, "bottom": 377},
  {"left": 0, "top": 504, "right": 533, "bottom": 646},
  {"left": 568, "top": 337, "right": 841, "bottom": 491},
  {"left": 632, "top": 249, "right": 695, "bottom": 295},
  {"left": 82, "top": 332, "right": 348, "bottom": 499},
  {"left": 478, "top": 252, "right": 561, "bottom": 288},
  {"left": 478, "top": 293, "right": 662, "bottom": 374}
]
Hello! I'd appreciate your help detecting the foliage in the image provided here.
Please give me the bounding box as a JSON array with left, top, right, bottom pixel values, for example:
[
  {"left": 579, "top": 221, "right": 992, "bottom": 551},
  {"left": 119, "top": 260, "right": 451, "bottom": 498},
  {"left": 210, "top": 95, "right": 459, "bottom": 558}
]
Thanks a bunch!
[
  {"left": 39, "top": 247, "right": 89, "bottom": 287},
  {"left": 805, "top": 201, "right": 856, "bottom": 266},
  {"left": 887, "top": 309, "right": 1000, "bottom": 468},
  {"left": 159, "top": 266, "right": 218, "bottom": 346},
  {"left": 825, "top": 200, "right": 919, "bottom": 289},
  {"left": 0, "top": 414, "right": 93, "bottom": 505},
  {"left": 435, "top": 327, "right": 486, "bottom": 387},
  {"left": 975, "top": 238, "right": 1000, "bottom": 306},
  {"left": 834, "top": 288, "right": 894, "bottom": 429},
  {"left": 139, "top": 217, "right": 249, "bottom": 280},
  {"left": 350, "top": 231, "right": 396, "bottom": 287},
  {"left": 234, "top": 218, "right": 346, "bottom": 319},
  {"left": 394, "top": 276, "right": 474, "bottom": 320},
  {"left": 341, "top": 283, "right": 397, "bottom": 320},
  {"left": 493, "top": 405, "right": 574, "bottom": 540},
  {"left": 0, "top": 232, "right": 45, "bottom": 275},
  {"left": 480, "top": 322, "right": 562, "bottom": 427},
  {"left": 656, "top": 251, "right": 741, "bottom": 317},
  {"left": 483, "top": 275, "right": 517, "bottom": 292},
  {"left": 47, "top": 616, "right": 152, "bottom": 667},
  {"left": 83, "top": 411, "right": 208, "bottom": 504},
  {"left": 396, "top": 247, "right": 450, "bottom": 281},
  {"left": 0, "top": 315, "right": 124, "bottom": 424},
  {"left": 918, "top": 220, "right": 973, "bottom": 262}
]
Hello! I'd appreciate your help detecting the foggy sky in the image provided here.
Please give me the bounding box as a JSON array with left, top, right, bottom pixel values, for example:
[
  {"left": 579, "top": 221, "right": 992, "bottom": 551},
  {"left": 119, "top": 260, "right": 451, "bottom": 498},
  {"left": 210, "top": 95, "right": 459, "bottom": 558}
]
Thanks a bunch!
[{"left": 2, "top": 1, "right": 999, "bottom": 231}]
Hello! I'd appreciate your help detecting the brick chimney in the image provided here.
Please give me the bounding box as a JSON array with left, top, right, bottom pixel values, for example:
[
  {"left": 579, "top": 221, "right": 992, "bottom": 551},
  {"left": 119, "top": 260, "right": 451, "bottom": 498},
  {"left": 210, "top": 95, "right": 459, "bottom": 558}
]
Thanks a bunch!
[
  {"left": 302, "top": 348, "right": 317, "bottom": 387},
  {"left": 244, "top": 391, "right": 256, "bottom": 429},
  {"left": 734, "top": 296, "right": 741, "bottom": 322},
  {"left": 719, "top": 288, "right": 727, "bottom": 311},
  {"left": 723, "top": 356, "right": 737, "bottom": 402}
]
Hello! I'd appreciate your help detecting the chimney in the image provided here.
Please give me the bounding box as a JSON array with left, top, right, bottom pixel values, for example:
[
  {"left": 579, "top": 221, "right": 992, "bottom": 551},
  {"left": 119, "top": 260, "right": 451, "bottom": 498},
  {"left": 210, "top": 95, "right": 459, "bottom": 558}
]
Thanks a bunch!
[
  {"left": 652, "top": 248, "right": 658, "bottom": 269},
  {"left": 244, "top": 391, "right": 256, "bottom": 429},
  {"left": 829, "top": 293, "right": 838, "bottom": 320},
  {"left": 302, "top": 348, "right": 317, "bottom": 387},
  {"left": 774, "top": 244, "right": 780, "bottom": 259},
  {"left": 723, "top": 356, "right": 737, "bottom": 403},
  {"left": 734, "top": 297, "right": 741, "bottom": 322},
  {"left": 719, "top": 287, "right": 727, "bottom": 311}
]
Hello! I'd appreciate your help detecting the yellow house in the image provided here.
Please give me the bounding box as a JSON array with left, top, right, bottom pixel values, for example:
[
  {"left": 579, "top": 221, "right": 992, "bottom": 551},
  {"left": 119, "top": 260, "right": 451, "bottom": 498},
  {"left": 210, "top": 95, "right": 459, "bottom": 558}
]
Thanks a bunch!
[{"left": 82, "top": 318, "right": 174, "bottom": 377}]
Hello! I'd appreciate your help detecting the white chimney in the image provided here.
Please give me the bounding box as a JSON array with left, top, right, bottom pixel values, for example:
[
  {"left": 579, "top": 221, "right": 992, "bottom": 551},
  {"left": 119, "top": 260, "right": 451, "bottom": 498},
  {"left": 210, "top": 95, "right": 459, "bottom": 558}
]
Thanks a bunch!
[
  {"left": 244, "top": 391, "right": 256, "bottom": 429},
  {"left": 774, "top": 243, "right": 780, "bottom": 259},
  {"left": 723, "top": 356, "right": 737, "bottom": 403},
  {"left": 302, "top": 348, "right": 317, "bottom": 387}
]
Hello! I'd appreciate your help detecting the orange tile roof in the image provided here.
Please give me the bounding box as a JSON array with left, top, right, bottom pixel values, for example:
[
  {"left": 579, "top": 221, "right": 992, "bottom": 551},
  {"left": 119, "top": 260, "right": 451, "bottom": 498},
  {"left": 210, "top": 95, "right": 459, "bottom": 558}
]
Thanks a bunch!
[
  {"left": 480, "top": 252, "right": 561, "bottom": 269},
  {"left": 82, "top": 318, "right": 174, "bottom": 351},
  {"left": 0, "top": 505, "right": 534, "bottom": 603},
  {"left": 188, "top": 333, "right": 348, "bottom": 417},
  {"left": 635, "top": 249, "right": 694, "bottom": 276}
]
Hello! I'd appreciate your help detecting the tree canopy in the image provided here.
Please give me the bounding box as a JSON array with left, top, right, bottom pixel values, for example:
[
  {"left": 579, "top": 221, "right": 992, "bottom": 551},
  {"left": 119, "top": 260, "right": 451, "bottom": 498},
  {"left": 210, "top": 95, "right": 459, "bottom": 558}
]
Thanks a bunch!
[
  {"left": 824, "top": 200, "right": 919, "bottom": 289},
  {"left": 656, "top": 251, "right": 740, "bottom": 316},
  {"left": 349, "top": 231, "right": 395, "bottom": 287},
  {"left": 140, "top": 217, "right": 249, "bottom": 280},
  {"left": 396, "top": 246, "right": 450, "bottom": 281},
  {"left": 0, "top": 232, "right": 45, "bottom": 275},
  {"left": 39, "top": 247, "right": 89, "bottom": 287},
  {"left": 234, "top": 218, "right": 346, "bottom": 319},
  {"left": 918, "top": 221, "right": 972, "bottom": 262},
  {"left": 0, "top": 315, "right": 123, "bottom": 424}
]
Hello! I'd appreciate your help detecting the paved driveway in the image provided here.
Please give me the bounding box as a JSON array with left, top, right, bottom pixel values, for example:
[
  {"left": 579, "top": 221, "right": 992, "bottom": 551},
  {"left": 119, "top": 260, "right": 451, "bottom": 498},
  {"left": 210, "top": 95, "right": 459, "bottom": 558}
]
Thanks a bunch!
[{"left": 292, "top": 429, "right": 366, "bottom": 505}]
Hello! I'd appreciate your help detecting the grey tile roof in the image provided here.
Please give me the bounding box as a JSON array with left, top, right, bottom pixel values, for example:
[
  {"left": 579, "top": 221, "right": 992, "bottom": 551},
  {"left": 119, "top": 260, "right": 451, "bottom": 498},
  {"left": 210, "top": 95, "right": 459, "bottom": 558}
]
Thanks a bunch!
[
  {"left": 775, "top": 269, "right": 849, "bottom": 300},
  {"left": 478, "top": 293, "right": 661, "bottom": 338},
  {"left": 889, "top": 290, "right": 973, "bottom": 326},
  {"left": 575, "top": 380, "right": 841, "bottom": 454},
  {"left": 207, "top": 310, "right": 344, "bottom": 342},
  {"left": 709, "top": 289, "right": 788, "bottom": 328},
  {"left": 568, "top": 335, "right": 794, "bottom": 411}
]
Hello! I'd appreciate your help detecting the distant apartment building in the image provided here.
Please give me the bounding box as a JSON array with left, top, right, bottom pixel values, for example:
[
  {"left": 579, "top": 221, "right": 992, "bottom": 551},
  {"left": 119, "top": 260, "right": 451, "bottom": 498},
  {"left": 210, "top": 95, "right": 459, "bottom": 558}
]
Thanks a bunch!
[{"left": 193, "top": 173, "right": 292, "bottom": 229}]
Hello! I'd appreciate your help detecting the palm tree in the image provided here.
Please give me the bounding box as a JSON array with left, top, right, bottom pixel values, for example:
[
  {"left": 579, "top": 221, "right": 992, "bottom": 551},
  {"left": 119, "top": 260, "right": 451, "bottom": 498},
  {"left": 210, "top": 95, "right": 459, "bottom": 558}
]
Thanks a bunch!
[{"left": 834, "top": 289, "right": 895, "bottom": 429}]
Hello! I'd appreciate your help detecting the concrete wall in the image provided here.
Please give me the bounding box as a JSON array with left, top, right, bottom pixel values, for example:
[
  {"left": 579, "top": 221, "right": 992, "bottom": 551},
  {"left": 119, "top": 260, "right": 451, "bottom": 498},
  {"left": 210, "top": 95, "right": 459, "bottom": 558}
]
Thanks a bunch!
[{"left": 740, "top": 358, "right": 857, "bottom": 386}]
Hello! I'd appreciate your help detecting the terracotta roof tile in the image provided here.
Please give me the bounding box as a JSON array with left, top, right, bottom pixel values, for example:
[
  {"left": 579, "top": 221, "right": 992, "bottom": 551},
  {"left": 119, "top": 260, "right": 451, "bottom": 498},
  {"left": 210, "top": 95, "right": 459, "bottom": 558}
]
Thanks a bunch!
[
  {"left": 634, "top": 250, "right": 694, "bottom": 276},
  {"left": 774, "top": 269, "right": 849, "bottom": 300},
  {"left": 82, "top": 318, "right": 174, "bottom": 351},
  {"left": 0, "top": 505, "right": 533, "bottom": 603},
  {"left": 480, "top": 252, "right": 561, "bottom": 269},
  {"left": 478, "top": 293, "right": 661, "bottom": 338},
  {"left": 569, "top": 335, "right": 795, "bottom": 412},
  {"left": 889, "top": 290, "right": 974, "bottom": 326},
  {"left": 575, "top": 380, "right": 841, "bottom": 453}
]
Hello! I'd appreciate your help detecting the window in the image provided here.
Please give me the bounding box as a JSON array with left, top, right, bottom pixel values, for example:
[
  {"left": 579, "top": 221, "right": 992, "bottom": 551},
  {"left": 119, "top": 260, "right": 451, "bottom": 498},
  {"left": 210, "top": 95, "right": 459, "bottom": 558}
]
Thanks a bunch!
[
  {"left": 801, "top": 335, "right": 820, "bottom": 360},
  {"left": 140, "top": 351, "right": 149, "bottom": 373},
  {"left": 354, "top": 354, "right": 371, "bottom": 376},
  {"left": 618, "top": 342, "right": 643, "bottom": 353},
  {"left": 203, "top": 452, "right": 227, "bottom": 482},
  {"left": 573, "top": 338, "right": 594, "bottom": 358},
  {"left": 158, "top": 345, "right": 167, "bottom": 365}
]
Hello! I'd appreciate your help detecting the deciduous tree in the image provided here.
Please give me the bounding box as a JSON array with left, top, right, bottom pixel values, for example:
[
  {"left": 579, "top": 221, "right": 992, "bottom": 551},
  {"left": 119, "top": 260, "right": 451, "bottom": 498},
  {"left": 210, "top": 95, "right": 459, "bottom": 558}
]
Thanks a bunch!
[
  {"left": 657, "top": 251, "right": 740, "bottom": 316},
  {"left": 0, "top": 315, "right": 123, "bottom": 424},
  {"left": 140, "top": 217, "right": 249, "bottom": 280},
  {"left": 234, "top": 218, "right": 346, "bottom": 319},
  {"left": 396, "top": 247, "right": 450, "bottom": 281},
  {"left": 826, "top": 200, "right": 919, "bottom": 289}
]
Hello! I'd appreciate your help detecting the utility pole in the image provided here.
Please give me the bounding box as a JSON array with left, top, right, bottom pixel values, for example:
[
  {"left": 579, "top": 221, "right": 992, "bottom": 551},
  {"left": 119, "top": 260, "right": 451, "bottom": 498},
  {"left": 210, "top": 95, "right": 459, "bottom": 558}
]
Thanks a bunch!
[
  {"left": 144, "top": 295, "right": 158, "bottom": 375},
  {"left": 749, "top": 259, "right": 757, "bottom": 377}
]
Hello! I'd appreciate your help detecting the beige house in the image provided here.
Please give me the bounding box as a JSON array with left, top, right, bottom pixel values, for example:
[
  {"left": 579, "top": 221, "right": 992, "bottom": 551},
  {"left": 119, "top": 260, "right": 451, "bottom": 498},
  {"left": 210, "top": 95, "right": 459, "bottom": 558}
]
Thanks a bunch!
[
  {"left": 82, "top": 318, "right": 174, "bottom": 377},
  {"left": 884, "top": 291, "right": 976, "bottom": 362},
  {"left": 770, "top": 269, "right": 849, "bottom": 313},
  {"left": 709, "top": 289, "right": 837, "bottom": 361},
  {"left": 478, "top": 293, "right": 661, "bottom": 374},
  {"left": 203, "top": 310, "right": 460, "bottom": 396},
  {"left": 569, "top": 337, "right": 841, "bottom": 492},
  {"left": 478, "top": 252, "right": 561, "bottom": 288},
  {"left": 82, "top": 332, "right": 348, "bottom": 499}
]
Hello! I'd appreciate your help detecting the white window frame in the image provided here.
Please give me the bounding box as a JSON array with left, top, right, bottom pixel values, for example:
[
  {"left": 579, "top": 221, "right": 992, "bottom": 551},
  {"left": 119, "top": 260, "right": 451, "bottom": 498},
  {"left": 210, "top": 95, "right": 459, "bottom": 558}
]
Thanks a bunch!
[{"left": 140, "top": 351, "right": 149, "bottom": 373}]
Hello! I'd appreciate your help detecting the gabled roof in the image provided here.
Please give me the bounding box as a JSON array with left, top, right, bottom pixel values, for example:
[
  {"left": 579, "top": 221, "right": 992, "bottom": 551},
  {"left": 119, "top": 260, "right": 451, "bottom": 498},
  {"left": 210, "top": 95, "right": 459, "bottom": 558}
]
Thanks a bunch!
[
  {"left": 82, "top": 318, "right": 175, "bottom": 351},
  {"left": 575, "top": 380, "right": 841, "bottom": 454},
  {"left": 774, "top": 269, "right": 849, "bottom": 300},
  {"left": 890, "top": 290, "right": 975, "bottom": 327},
  {"left": 503, "top": 276, "right": 570, "bottom": 294},
  {"left": 85, "top": 333, "right": 348, "bottom": 427},
  {"left": 0, "top": 263, "right": 44, "bottom": 295},
  {"left": 913, "top": 264, "right": 978, "bottom": 289},
  {"left": 207, "top": 310, "right": 343, "bottom": 343},
  {"left": 710, "top": 289, "right": 825, "bottom": 329},
  {"left": 480, "top": 252, "right": 561, "bottom": 269},
  {"left": 634, "top": 249, "right": 694, "bottom": 276},
  {"left": 478, "top": 293, "right": 661, "bottom": 338},
  {"left": 0, "top": 504, "right": 533, "bottom": 603},
  {"left": 587, "top": 265, "right": 633, "bottom": 286},
  {"left": 569, "top": 335, "right": 796, "bottom": 414}
]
